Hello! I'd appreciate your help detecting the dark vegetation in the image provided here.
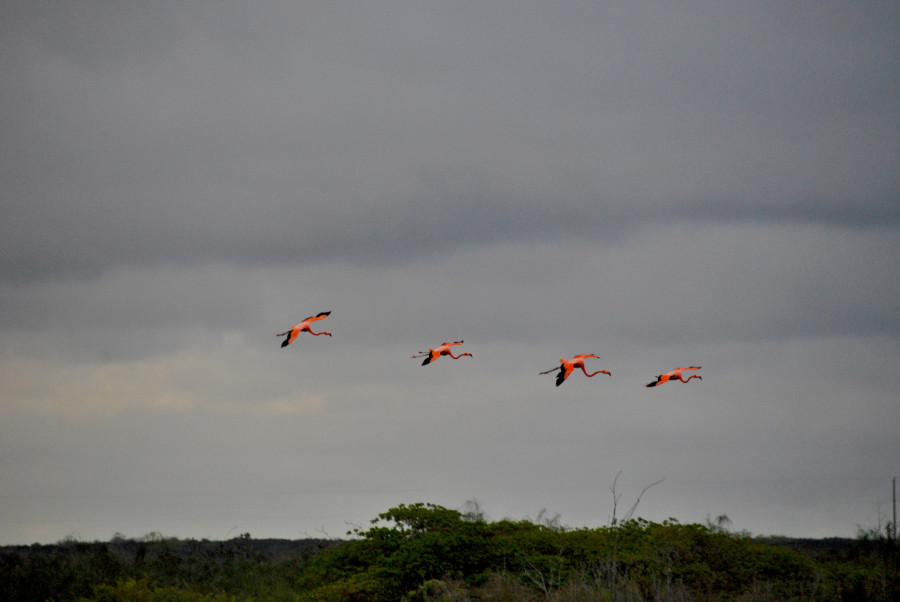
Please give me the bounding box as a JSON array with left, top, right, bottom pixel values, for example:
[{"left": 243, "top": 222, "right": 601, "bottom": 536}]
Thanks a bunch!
[{"left": 1, "top": 503, "right": 897, "bottom": 601}]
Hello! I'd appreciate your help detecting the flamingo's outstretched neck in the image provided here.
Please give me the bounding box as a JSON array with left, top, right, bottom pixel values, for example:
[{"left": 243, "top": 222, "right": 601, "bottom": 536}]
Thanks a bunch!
[
  {"left": 584, "top": 369, "right": 611, "bottom": 377},
  {"left": 447, "top": 351, "right": 472, "bottom": 359},
  {"left": 679, "top": 374, "right": 701, "bottom": 383}
]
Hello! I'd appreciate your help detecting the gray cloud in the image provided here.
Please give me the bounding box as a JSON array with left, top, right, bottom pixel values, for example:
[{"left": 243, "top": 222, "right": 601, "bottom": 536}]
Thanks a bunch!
[
  {"left": 2, "top": 1, "right": 897, "bottom": 281},
  {"left": 1, "top": 2, "right": 898, "bottom": 544}
]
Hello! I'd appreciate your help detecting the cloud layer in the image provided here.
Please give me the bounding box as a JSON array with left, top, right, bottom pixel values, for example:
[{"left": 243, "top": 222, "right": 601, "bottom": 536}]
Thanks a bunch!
[{"left": 1, "top": 2, "right": 898, "bottom": 544}]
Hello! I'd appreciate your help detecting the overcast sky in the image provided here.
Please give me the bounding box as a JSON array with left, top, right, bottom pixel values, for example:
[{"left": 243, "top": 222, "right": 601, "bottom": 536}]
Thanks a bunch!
[{"left": 1, "top": 1, "right": 898, "bottom": 545}]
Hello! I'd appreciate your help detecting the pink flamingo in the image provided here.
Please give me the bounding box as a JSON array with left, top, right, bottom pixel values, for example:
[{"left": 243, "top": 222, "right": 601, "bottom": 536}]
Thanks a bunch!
[
  {"left": 277, "top": 311, "right": 332, "bottom": 348},
  {"left": 645, "top": 366, "right": 702, "bottom": 387},
  {"left": 540, "top": 354, "right": 611, "bottom": 387},
  {"left": 412, "top": 340, "right": 472, "bottom": 365}
]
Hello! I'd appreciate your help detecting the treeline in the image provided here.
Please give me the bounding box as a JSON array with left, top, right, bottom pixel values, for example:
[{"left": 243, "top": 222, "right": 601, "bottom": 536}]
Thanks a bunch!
[{"left": 1, "top": 503, "right": 897, "bottom": 601}]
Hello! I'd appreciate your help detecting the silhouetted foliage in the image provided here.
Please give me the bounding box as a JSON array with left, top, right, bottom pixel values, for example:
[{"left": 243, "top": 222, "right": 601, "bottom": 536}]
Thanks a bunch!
[
  {"left": 0, "top": 536, "right": 332, "bottom": 602},
  {"left": 1, "top": 503, "right": 897, "bottom": 600}
]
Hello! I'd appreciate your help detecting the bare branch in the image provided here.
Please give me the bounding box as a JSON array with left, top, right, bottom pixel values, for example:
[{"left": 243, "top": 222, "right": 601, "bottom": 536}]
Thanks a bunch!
[
  {"left": 609, "top": 470, "right": 623, "bottom": 525},
  {"left": 622, "top": 477, "right": 665, "bottom": 523}
]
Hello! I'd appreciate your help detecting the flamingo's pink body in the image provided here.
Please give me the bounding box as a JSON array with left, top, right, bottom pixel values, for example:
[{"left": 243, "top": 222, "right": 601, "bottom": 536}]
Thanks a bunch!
[
  {"left": 277, "top": 311, "right": 332, "bottom": 348},
  {"left": 540, "top": 354, "right": 611, "bottom": 387},
  {"left": 646, "top": 366, "right": 701, "bottom": 387},
  {"left": 412, "top": 340, "right": 472, "bottom": 365}
]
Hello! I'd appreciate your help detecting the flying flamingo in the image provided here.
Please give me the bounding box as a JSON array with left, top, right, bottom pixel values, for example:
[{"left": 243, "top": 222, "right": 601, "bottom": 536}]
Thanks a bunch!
[
  {"left": 277, "top": 311, "right": 332, "bottom": 348},
  {"left": 645, "top": 366, "right": 702, "bottom": 387},
  {"left": 412, "top": 340, "right": 472, "bottom": 365},
  {"left": 539, "top": 354, "right": 611, "bottom": 387}
]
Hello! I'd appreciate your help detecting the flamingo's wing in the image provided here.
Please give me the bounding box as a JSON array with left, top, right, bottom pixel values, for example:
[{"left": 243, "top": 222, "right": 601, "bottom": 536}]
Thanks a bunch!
[
  {"left": 646, "top": 373, "right": 666, "bottom": 387},
  {"left": 303, "top": 311, "right": 331, "bottom": 323},
  {"left": 282, "top": 326, "right": 300, "bottom": 347},
  {"left": 556, "top": 363, "right": 572, "bottom": 387}
]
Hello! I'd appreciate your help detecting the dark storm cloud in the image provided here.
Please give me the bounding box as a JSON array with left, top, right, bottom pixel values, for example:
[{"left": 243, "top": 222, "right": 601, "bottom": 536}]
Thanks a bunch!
[{"left": 2, "top": 2, "right": 898, "bottom": 282}]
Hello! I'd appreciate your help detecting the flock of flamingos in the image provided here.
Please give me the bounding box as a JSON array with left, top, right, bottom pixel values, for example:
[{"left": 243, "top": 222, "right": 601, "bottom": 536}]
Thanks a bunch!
[{"left": 277, "top": 311, "right": 702, "bottom": 388}]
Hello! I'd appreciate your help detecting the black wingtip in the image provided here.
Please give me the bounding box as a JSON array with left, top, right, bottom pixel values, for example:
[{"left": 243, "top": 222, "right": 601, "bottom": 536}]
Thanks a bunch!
[{"left": 281, "top": 339, "right": 290, "bottom": 348}]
